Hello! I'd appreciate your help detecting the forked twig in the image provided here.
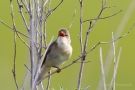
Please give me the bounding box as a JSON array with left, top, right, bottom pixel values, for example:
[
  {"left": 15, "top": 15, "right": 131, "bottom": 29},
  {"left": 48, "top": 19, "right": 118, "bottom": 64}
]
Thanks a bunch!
[
  {"left": 0, "top": 20, "right": 29, "bottom": 38},
  {"left": 44, "top": 0, "right": 63, "bottom": 21},
  {"left": 17, "top": 0, "right": 30, "bottom": 32},
  {"left": 83, "top": 9, "right": 123, "bottom": 23},
  {"left": 87, "top": 22, "right": 135, "bottom": 53}
]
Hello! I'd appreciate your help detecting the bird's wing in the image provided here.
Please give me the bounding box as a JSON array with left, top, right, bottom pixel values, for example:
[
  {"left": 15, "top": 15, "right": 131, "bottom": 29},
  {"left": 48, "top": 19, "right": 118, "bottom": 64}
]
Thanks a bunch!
[{"left": 41, "top": 41, "right": 57, "bottom": 68}]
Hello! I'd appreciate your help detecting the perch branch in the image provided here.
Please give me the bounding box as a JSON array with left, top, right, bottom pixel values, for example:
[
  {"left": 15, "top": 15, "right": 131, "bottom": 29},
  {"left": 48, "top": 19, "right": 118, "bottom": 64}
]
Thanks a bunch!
[{"left": 39, "top": 22, "right": 135, "bottom": 82}]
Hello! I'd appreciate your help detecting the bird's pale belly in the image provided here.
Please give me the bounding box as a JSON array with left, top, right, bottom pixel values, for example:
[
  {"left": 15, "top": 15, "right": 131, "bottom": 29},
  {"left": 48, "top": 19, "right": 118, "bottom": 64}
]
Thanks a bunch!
[{"left": 45, "top": 53, "right": 70, "bottom": 67}]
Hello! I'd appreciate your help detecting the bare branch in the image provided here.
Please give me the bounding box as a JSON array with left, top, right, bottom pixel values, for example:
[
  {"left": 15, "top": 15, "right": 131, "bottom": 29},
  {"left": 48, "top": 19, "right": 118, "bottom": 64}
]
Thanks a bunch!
[
  {"left": 21, "top": 0, "right": 29, "bottom": 12},
  {"left": 88, "top": 22, "right": 135, "bottom": 53},
  {"left": 0, "top": 20, "right": 29, "bottom": 38},
  {"left": 44, "top": 0, "right": 63, "bottom": 21},
  {"left": 83, "top": 9, "right": 123, "bottom": 23},
  {"left": 17, "top": 0, "right": 30, "bottom": 32},
  {"left": 24, "top": 64, "right": 31, "bottom": 73},
  {"left": 77, "top": 0, "right": 83, "bottom": 89},
  {"left": 17, "top": 34, "right": 30, "bottom": 49},
  {"left": 87, "top": 1, "right": 107, "bottom": 32},
  {"left": 10, "top": 0, "right": 19, "bottom": 89},
  {"left": 0, "top": 20, "right": 30, "bottom": 49}
]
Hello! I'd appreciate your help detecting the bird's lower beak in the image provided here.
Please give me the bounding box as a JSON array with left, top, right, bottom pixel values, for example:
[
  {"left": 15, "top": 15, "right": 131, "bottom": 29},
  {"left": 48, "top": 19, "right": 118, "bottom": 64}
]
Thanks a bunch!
[{"left": 59, "top": 31, "right": 64, "bottom": 37}]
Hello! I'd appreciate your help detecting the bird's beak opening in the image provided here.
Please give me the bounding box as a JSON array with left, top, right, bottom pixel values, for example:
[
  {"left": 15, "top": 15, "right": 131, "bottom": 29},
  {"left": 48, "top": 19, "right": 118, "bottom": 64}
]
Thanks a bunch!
[{"left": 59, "top": 31, "right": 64, "bottom": 37}]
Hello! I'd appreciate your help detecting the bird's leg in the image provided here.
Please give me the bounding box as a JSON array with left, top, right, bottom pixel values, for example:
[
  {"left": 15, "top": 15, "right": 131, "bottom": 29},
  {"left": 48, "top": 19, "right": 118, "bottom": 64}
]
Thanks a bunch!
[{"left": 53, "top": 66, "right": 61, "bottom": 73}]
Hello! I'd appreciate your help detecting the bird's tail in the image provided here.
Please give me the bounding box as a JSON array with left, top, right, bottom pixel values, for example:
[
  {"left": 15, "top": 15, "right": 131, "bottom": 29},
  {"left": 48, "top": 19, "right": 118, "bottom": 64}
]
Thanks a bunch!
[{"left": 36, "top": 66, "right": 51, "bottom": 85}]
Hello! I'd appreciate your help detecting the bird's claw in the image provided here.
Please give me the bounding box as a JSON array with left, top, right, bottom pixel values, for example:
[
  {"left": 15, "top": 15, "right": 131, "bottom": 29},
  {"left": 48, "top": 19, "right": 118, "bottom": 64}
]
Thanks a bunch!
[{"left": 53, "top": 66, "right": 61, "bottom": 73}]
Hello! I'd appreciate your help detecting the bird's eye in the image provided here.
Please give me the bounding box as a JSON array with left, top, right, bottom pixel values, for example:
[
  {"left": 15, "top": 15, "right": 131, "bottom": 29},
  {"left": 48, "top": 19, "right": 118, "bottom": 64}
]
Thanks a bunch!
[{"left": 65, "top": 34, "right": 68, "bottom": 36}]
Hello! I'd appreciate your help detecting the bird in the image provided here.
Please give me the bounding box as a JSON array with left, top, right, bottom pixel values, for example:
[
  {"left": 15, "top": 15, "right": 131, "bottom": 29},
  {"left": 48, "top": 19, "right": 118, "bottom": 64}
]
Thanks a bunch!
[{"left": 36, "top": 28, "right": 72, "bottom": 85}]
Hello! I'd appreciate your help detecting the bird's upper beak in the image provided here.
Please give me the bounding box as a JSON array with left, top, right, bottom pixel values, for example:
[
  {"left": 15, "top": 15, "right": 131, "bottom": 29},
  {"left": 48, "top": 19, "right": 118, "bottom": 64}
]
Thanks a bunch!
[{"left": 59, "top": 31, "right": 65, "bottom": 37}]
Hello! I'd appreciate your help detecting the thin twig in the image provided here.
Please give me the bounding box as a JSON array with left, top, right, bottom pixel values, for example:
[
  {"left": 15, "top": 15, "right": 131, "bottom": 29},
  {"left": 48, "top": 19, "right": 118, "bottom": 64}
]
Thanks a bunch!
[
  {"left": 10, "top": 0, "right": 19, "bottom": 89},
  {"left": 17, "top": 0, "right": 30, "bottom": 32},
  {"left": 83, "top": 85, "right": 90, "bottom": 90},
  {"left": 44, "top": 0, "right": 63, "bottom": 21},
  {"left": 99, "top": 47, "right": 107, "bottom": 90},
  {"left": 0, "top": 20, "right": 30, "bottom": 49},
  {"left": 88, "top": 22, "right": 135, "bottom": 53},
  {"left": 83, "top": 9, "right": 123, "bottom": 23},
  {"left": 112, "top": 32, "right": 116, "bottom": 90},
  {"left": 46, "top": 72, "right": 51, "bottom": 90},
  {"left": 108, "top": 47, "right": 122, "bottom": 90},
  {"left": 87, "top": 0, "right": 107, "bottom": 32},
  {"left": 0, "top": 20, "right": 29, "bottom": 38},
  {"left": 17, "top": 34, "right": 30, "bottom": 49},
  {"left": 24, "top": 64, "right": 31, "bottom": 73},
  {"left": 40, "top": 82, "right": 44, "bottom": 90},
  {"left": 41, "top": 55, "right": 83, "bottom": 81},
  {"left": 20, "top": 70, "right": 29, "bottom": 90},
  {"left": 21, "top": 0, "right": 29, "bottom": 12},
  {"left": 68, "top": 6, "right": 76, "bottom": 31}
]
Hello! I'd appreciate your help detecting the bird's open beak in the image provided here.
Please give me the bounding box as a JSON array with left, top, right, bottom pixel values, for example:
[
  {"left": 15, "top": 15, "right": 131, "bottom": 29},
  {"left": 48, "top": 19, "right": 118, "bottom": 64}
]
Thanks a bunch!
[{"left": 59, "top": 31, "right": 64, "bottom": 37}]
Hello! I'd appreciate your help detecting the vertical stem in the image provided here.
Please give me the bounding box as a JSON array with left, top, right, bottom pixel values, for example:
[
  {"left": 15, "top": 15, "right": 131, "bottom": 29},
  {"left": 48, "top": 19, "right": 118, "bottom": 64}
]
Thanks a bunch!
[
  {"left": 100, "top": 47, "right": 107, "bottom": 90},
  {"left": 46, "top": 72, "right": 51, "bottom": 90},
  {"left": 77, "top": 0, "right": 84, "bottom": 90},
  {"left": 112, "top": 32, "right": 116, "bottom": 90},
  {"left": 10, "top": 0, "right": 19, "bottom": 89},
  {"left": 29, "top": 0, "right": 35, "bottom": 89},
  {"left": 79, "top": 0, "right": 83, "bottom": 53}
]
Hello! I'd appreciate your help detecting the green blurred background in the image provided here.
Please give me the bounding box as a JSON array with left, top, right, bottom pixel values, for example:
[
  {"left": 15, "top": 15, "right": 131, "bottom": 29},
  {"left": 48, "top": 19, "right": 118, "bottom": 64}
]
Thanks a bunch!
[{"left": 0, "top": 0, "right": 135, "bottom": 90}]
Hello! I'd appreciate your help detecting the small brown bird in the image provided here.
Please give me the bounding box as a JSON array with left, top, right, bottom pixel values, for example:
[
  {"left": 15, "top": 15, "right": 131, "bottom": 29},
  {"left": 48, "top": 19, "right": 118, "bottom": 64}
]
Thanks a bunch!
[{"left": 36, "top": 28, "right": 72, "bottom": 85}]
